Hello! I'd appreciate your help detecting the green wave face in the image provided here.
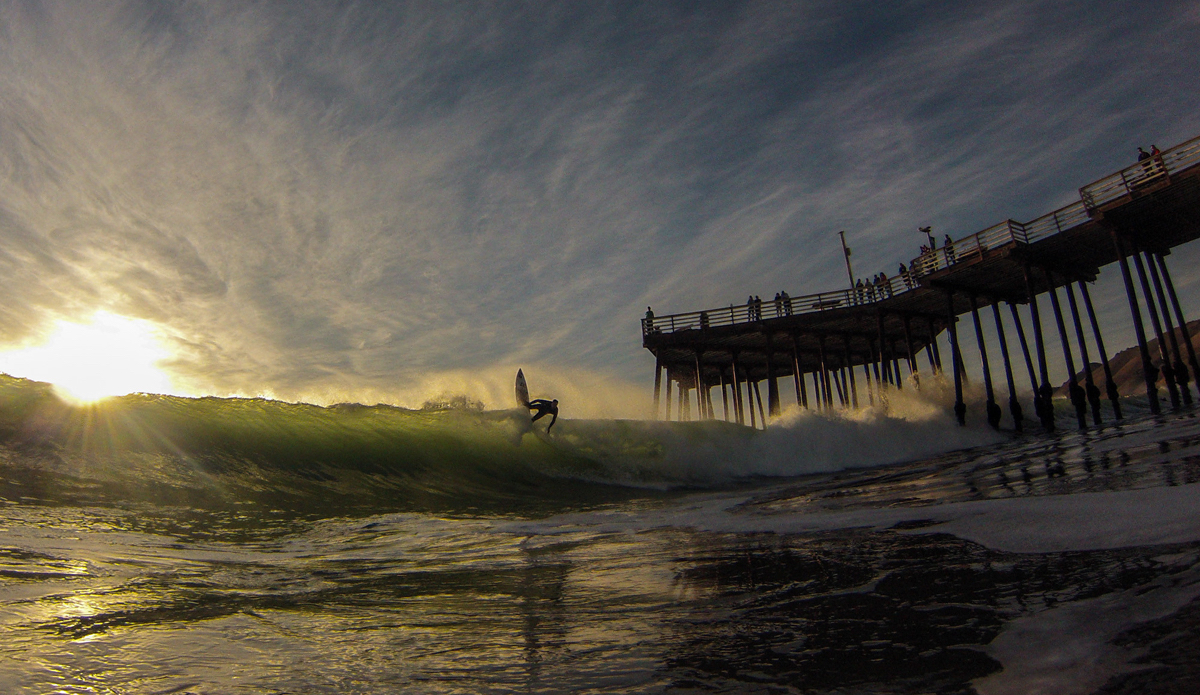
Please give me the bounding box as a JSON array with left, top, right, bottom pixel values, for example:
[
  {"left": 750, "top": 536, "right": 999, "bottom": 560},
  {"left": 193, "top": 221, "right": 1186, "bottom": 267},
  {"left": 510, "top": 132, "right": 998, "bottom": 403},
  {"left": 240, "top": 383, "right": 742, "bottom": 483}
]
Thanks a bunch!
[{"left": 0, "top": 375, "right": 682, "bottom": 518}]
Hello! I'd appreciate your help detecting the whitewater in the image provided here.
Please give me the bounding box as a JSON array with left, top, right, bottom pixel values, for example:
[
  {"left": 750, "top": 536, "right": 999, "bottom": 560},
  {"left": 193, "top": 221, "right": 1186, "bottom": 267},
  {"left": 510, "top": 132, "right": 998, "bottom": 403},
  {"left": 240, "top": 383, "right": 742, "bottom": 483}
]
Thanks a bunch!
[{"left": 1, "top": 373, "right": 1199, "bottom": 694}]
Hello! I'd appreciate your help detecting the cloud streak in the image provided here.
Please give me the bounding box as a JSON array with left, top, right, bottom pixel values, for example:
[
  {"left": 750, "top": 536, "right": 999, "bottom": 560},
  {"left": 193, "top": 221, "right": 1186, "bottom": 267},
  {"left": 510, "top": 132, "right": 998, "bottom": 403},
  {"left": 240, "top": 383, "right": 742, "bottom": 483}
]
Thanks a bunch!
[{"left": 0, "top": 0, "right": 1197, "bottom": 410}]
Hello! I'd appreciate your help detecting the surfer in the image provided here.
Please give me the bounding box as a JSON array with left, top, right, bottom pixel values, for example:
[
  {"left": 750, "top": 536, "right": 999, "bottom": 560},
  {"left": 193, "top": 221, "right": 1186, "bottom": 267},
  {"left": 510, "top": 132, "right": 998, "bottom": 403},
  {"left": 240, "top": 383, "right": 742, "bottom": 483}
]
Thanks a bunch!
[{"left": 527, "top": 398, "right": 559, "bottom": 433}]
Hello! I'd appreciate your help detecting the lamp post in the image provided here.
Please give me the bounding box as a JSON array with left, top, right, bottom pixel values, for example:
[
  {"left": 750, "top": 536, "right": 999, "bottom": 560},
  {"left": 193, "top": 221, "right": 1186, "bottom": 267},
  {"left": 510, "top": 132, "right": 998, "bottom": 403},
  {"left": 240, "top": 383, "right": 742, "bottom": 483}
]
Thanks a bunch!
[
  {"left": 839, "top": 231, "right": 854, "bottom": 288},
  {"left": 919, "top": 226, "right": 934, "bottom": 248}
]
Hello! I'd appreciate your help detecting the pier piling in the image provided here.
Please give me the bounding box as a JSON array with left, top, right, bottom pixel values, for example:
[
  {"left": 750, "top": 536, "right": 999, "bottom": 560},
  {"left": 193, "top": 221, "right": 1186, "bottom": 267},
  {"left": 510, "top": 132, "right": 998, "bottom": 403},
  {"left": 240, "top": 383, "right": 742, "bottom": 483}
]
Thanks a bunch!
[
  {"left": 641, "top": 133, "right": 1200, "bottom": 429},
  {"left": 1079, "top": 281, "right": 1122, "bottom": 419},
  {"left": 992, "top": 302, "right": 1024, "bottom": 431},
  {"left": 1132, "top": 246, "right": 1180, "bottom": 408},
  {"left": 1157, "top": 254, "right": 1200, "bottom": 398},
  {"left": 1146, "top": 252, "right": 1192, "bottom": 405},
  {"left": 1064, "top": 282, "right": 1103, "bottom": 424},
  {"left": 969, "top": 295, "right": 1001, "bottom": 428}
]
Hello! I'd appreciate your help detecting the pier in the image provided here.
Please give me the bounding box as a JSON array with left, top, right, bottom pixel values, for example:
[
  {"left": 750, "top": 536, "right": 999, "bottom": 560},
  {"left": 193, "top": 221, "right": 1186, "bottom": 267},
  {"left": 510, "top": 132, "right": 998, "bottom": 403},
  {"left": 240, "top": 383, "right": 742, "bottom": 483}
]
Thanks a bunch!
[{"left": 642, "top": 135, "right": 1200, "bottom": 430}]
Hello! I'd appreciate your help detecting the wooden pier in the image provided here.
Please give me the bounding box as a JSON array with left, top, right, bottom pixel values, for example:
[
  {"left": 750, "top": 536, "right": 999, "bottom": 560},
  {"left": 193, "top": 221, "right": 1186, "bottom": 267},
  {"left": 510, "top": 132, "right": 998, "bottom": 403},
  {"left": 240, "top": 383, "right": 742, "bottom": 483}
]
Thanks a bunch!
[{"left": 642, "top": 134, "right": 1200, "bottom": 430}]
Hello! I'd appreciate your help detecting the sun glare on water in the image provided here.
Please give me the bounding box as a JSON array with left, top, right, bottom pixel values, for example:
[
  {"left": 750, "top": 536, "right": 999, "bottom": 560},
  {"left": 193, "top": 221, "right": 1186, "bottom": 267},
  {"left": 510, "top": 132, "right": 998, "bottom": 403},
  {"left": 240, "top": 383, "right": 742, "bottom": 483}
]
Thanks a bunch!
[{"left": 0, "top": 312, "right": 174, "bottom": 404}]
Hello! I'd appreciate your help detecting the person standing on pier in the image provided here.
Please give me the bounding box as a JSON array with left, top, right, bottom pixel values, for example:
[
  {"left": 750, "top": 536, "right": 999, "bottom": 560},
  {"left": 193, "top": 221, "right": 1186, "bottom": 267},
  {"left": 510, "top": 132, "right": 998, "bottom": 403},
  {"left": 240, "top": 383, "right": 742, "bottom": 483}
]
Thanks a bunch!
[
  {"left": 1138, "top": 146, "right": 1154, "bottom": 178},
  {"left": 899, "top": 263, "right": 912, "bottom": 289},
  {"left": 746, "top": 295, "right": 755, "bottom": 321},
  {"left": 782, "top": 290, "right": 792, "bottom": 315},
  {"left": 944, "top": 235, "right": 956, "bottom": 265}
]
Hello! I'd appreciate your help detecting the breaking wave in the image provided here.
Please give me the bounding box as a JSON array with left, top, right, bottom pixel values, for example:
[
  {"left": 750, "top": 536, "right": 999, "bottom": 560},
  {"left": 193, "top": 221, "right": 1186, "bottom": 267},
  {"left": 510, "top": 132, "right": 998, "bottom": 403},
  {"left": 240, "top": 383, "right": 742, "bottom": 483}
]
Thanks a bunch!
[{"left": 0, "top": 374, "right": 1007, "bottom": 516}]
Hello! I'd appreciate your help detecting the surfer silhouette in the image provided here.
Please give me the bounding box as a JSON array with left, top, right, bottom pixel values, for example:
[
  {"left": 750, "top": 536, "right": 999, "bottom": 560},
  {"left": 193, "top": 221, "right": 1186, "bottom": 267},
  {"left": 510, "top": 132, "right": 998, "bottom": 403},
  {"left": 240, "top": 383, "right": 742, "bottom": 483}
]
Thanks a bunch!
[
  {"left": 527, "top": 398, "right": 559, "bottom": 433},
  {"left": 515, "top": 369, "right": 559, "bottom": 433}
]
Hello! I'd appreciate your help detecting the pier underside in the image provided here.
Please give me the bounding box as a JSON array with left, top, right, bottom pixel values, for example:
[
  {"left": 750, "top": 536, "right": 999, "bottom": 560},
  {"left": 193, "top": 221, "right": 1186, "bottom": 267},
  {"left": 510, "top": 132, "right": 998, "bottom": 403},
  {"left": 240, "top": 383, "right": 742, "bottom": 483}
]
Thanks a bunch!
[{"left": 643, "top": 134, "right": 1200, "bottom": 427}]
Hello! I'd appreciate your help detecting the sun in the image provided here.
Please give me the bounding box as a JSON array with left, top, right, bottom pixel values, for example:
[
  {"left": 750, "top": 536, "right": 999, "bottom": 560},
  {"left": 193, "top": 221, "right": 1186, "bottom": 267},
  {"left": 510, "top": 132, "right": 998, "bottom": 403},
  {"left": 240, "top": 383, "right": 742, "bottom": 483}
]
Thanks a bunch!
[{"left": 0, "top": 312, "right": 174, "bottom": 404}]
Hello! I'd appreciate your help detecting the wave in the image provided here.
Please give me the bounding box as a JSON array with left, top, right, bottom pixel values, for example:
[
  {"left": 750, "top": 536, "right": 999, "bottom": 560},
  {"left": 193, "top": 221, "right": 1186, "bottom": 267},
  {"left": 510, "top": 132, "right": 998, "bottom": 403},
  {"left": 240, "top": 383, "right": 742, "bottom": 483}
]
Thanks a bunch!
[{"left": 0, "top": 374, "right": 1008, "bottom": 516}]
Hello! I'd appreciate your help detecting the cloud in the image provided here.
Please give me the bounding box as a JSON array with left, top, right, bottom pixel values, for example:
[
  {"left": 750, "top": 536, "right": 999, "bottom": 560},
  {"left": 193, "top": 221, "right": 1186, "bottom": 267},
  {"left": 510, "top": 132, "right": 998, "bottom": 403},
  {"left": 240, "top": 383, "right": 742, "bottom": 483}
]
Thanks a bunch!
[{"left": 0, "top": 0, "right": 1197, "bottom": 406}]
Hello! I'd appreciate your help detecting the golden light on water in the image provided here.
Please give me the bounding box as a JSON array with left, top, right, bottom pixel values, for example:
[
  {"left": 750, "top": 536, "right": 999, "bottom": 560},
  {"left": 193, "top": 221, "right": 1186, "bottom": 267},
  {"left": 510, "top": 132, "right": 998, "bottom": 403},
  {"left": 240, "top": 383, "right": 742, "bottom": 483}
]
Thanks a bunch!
[{"left": 0, "top": 312, "right": 173, "bottom": 404}]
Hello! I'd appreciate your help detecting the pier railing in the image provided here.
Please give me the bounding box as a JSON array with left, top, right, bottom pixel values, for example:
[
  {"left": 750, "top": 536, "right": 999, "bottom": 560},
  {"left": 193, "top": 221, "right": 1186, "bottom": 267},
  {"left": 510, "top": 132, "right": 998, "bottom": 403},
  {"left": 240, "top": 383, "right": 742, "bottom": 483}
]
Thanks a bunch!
[
  {"left": 644, "top": 133, "right": 1200, "bottom": 338},
  {"left": 1079, "top": 135, "right": 1200, "bottom": 212}
]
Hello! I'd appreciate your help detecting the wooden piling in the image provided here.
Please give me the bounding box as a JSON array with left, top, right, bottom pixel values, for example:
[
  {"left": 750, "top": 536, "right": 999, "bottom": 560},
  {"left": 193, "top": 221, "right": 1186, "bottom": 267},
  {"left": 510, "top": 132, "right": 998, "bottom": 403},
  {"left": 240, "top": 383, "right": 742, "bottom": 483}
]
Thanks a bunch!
[
  {"left": 832, "top": 361, "right": 847, "bottom": 407},
  {"left": 719, "top": 370, "right": 730, "bottom": 421},
  {"left": 1146, "top": 252, "right": 1192, "bottom": 405},
  {"left": 818, "top": 335, "right": 833, "bottom": 408},
  {"left": 791, "top": 344, "right": 808, "bottom": 409},
  {"left": 1131, "top": 247, "right": 1180, "bottom": 408},
  {"left": 664, "top": 371, "right": 673, "bottom": 422},
  {"left": 1064, "top": 282, "right": 1103, "bottom": 424},
  {"left": 1045, "top": 271, "right": 1087, "bottom": 428},
  {"left": 1111, "top": 230, "right": 1160, "bottom": 413},
  {"left": 766, "top": 334, "right": 781, "bottom": 416},
  {"left": 876, "top": 312, "right": 893, "bottom": 386},
  {"left": 929, "top": 317, "right": 943, "bottom": 373},
  {"left": 1023, "top": 265, "right": 1055, "bottom": 431},
  {"left": 870, "top": 338, "right": 883, "bottom": 392},
  {"left": 991, "top": 303, "right": 1023, "bottom": 431},
  {"left": 1078, "top": 281, "right": 1122, "bottom": 419},
  {"left": 1008, "top": 303, "right": 1039, "bottom": 408},
  {"left": 730, "top": 354, "right": 745, "bottom": 425},
  {"left": 653, "top": 350, "right": 663, "bottom": 420},
  {"left": 902, "top": 315, "right": 919, "bottom": 388},
  {"left": 1156, "top": 254, "right": 1200, "bottom": 397},
  {"left": 947, "top": 291, "right": 966, "bottom": 425},
  {"left": 970, "top": 295, "right": 1001, "bottom": 428},
  {"left": 753, "top": 381, "right": 767, "bottom": 427},
  {"left": 843, "top": 335, "right": 860, "bottom": 408}
]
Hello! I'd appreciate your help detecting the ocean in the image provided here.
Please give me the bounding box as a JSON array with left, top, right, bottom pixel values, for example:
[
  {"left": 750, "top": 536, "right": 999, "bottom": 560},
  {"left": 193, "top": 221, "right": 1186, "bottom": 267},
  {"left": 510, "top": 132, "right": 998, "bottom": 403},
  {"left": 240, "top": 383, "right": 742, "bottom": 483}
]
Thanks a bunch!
[{"left": 1, "top": 373, "right": 1198, "bottom": 694}]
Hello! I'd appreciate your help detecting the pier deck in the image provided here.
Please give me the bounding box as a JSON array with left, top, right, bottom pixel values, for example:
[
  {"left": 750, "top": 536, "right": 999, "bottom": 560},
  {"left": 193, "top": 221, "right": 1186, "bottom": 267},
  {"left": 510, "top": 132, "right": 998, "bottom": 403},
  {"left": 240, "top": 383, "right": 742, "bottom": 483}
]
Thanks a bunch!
[{"left": 643, "top": 135, "right": 1200, "bottom": 427}]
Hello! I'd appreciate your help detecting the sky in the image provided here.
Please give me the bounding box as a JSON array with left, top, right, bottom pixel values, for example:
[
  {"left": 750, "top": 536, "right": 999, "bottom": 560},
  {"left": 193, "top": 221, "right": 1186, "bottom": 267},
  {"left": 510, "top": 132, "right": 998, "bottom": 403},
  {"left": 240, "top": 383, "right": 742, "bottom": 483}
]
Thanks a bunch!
[{"left": 0, "top": 0, "right": 1198, "bottom": 415}]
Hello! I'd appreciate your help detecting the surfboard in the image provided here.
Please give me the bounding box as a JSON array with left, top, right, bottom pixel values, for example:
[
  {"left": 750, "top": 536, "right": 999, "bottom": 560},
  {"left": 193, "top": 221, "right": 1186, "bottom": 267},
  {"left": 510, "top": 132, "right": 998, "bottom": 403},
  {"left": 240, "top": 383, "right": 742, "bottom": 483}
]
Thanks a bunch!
[{"left": 515, "top": 369, "right": 530, "bottom": 408}]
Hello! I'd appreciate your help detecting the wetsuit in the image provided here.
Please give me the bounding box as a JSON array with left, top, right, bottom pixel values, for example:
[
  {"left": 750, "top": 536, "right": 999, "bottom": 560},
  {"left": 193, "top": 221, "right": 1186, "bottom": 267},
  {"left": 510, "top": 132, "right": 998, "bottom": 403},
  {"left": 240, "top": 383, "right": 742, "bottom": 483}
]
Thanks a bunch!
[{"left": 528, "top": 398, "right": 559, "bottom": 433}]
